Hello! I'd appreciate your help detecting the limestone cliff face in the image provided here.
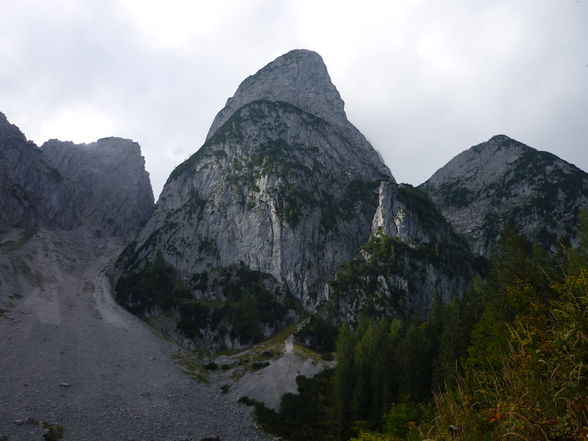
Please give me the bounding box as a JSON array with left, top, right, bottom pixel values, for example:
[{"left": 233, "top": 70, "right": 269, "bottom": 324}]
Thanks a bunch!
[
  {"left": 420, "top": 135, "right": 588, "bottom": 256},
  {"left": 207, "top": 49, "right": 348, "bottom": 140},
  {"left": 42, "top": 138, "right": 154, "bottom": 236},
  {"left": 0, "top": 112, "right": 73, "bottom": 232},
  {"left": 0, "top": 112, "right": 154, "bottom": 236},
  {"left": 322, "top": 183, "right": 482, "bottom": 323},
  {"left": 120, "top": 51, "right": 392, "bottom": 307},
  {"left": 372, "top": 181, "right": 459, "bottom": 245},
  {"left": 114, "top": 51, "right": 400, "bottom": 350},
  {"left": 116, "top": 51, "right": 491, "bottom": 349}
]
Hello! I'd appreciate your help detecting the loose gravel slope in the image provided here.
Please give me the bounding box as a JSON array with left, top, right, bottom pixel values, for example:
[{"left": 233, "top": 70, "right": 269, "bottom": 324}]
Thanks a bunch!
[{"left": 0, "top": 227, "right": 269, "bottom": 441}]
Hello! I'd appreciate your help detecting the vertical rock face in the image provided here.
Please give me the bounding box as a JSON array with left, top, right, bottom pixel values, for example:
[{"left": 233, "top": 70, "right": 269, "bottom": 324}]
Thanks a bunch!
[
  {"left": 0, "top": 111, "right": 154, "bottom": 236},
  {"left": 420, "top": 135, "right": 588, "bottom": 256},
  {"left": 117, "top": 50, "right": 392, "bottom": 329},
  {"left": 0, "top": 112, "right": 73, "bottom": 231},
  {"left": 372, "top": 181, "right": 457, "bottom": 245},
  {"left": 42, "top": 138, "right": 154, "bottom": 236},
  {"left": 322, "top": 182, "right": 482, "bottom": 323}
]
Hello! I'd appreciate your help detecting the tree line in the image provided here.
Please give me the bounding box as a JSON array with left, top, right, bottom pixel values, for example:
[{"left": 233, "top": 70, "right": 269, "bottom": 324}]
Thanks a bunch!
[{"left": 251, "top": 212, "right": 588, "bottom": 441}]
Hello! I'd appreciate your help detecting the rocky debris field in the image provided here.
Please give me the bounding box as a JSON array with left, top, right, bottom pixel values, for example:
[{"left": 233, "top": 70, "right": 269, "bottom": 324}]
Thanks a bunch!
[
  {"left": 0, "top": 227, "right": 270, "bottom": 441},
  {"left": 212, "top": 332, "right": 332, "bottom": 411}
]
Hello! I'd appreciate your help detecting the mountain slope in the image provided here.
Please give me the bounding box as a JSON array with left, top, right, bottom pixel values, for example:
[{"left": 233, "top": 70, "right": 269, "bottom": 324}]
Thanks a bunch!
[
  {"left": 0, "top": 112, "right": 154, "bottom": 236},
  {"left": 42, "top": 138, "right": 154, "bottom": 235},
  {"left": 125, "top": 98, "right": 391, "bottom": 297},
  {"left": 0, "top": 227, "right": 266, "bottom": 441},
  {"left": 116, "top": 50, "right": 393, "bottom": 349},
  {"left": 0, "top": 113, "right": 268, "bottom": 440},
  {"left": 0, "top": 112, "right": 72, "bottom": 232},
  {"left": 320, "top": 183, "right": 484, "bottom": 323},
  {"left": 420, "top": 135, "right": 588, "bottom": 255}
]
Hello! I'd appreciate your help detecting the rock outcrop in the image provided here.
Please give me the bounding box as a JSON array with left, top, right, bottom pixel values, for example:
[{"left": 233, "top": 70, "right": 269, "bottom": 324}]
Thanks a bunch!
[
  {"left": 206, "top": 49, "right": 349, "bottom": 140},
  {"left": 0, "top": 112, "right": 154, "bottom": 236},
  {"left": 321, "top": 183, "right": 483, "bottom": 323},
  {"left": 42, "top": 138, "right": 154, "bottom": 235},
  {"left": 118, "top": 50, "right": 392, "bottom": 302},
  {"left": 373, "top": 181, "right": 460, "bottom": 245},
  {"left": 115, "top": 50, "right": 399, "bottom": 349},
  {"left": 420, "top": 135, "right": 588, "bottom": 256},
  {"left": 0, "top": 112, "right": 72, "bottom": 232}
]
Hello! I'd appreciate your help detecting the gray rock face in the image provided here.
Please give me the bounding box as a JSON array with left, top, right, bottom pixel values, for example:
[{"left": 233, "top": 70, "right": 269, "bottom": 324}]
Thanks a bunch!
[
  {"left": 0, "top": 112, "right": 71, "bottom": 232},
  {"left": 207, "top": 49, "right": 348, "bottom": 140},
  {"left": 372, "top": 181, "right": 460, "bottom": 245},
  {"left": 420, "top": 135, "right": 588, "bottom": 255},
  {"left": 125, "top": 99, "right": 390, "bottom": 300},
  {"left": 116, "top": 51, "right": 394, "bottom": 348},
  {"left": 322, "top": 183, "right": 482, "bottom": 322},
  {"left": 42, "top": 138, "right": 154, "bottom": 235},
  {"left": 0, "top": 111, "right": 154, "bottom": 236},
  {"left": 120, "top": 51, "right": 392, "bottom": 306}
]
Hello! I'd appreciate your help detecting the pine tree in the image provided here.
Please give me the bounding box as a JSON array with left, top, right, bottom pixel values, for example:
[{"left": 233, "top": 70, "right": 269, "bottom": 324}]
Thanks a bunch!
[{"left": 335, "top": 323, "right": 357, "bottom": 440}]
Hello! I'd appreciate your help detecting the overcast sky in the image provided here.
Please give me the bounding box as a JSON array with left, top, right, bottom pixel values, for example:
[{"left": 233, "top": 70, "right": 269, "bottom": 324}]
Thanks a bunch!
[{"left": 1, "top": 0, "right": 586, "bottom": 198}]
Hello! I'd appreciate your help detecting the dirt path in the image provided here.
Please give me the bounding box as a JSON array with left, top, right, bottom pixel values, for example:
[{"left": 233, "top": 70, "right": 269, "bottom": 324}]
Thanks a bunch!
[{"left": 0, "top": 227, "right": 268, "bottom": 441}]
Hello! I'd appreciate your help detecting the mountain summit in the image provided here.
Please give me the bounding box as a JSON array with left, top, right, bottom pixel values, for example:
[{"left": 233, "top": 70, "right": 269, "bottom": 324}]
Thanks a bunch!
[
  {"left": 116, "top": 50, "right": 394, "bottom": 349},
  {"left": 207, "top": 49, "right": 347, "bottom": 140},
  {"left": 0, "top": 112, "right": 154, "bottom": 235},
  {"left": 206, "top": 49, "right": 389, "bottom": 180},
  {"left": 420, "top": 135, "right": 588, "bottom": 255}
]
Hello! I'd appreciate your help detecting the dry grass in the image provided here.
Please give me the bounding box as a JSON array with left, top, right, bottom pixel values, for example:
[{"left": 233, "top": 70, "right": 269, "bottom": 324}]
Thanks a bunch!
[
  {"left": 172, "top": 350, "right": 209, "bottom": 384},
  {"left": 425, "top": 270, "right": 588, "bottom": 441}
]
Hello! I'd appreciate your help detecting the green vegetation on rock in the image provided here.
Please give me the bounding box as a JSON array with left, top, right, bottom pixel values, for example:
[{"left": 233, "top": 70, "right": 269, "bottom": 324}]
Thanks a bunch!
[
  {"left": 254, "top": 212, "right": 588, "bottom": 441},
  {"left": 115, "top": 258, "right": 299, "bottom": 348}
]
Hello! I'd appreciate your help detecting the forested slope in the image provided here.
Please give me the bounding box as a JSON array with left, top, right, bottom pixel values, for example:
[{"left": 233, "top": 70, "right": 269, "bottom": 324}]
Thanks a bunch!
[{"left": 245, "top": 212, "right": 588, "bottom": 441}]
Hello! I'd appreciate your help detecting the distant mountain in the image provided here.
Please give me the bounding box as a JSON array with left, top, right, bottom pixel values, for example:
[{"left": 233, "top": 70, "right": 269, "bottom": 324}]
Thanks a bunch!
[
  {"left": 420, "top": 135, "right": 588, "bottom": 256},
  {"left": 0, "top": 112, "right": 154, "bottom": 235},
  {"left": 115, "top": 50, "right": 480, "bottom": 350}
]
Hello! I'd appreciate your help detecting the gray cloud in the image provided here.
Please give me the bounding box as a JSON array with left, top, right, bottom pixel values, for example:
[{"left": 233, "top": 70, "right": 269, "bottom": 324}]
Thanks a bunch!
[{"left": 0, "top": 0, "right": 586, "bottom": 197}]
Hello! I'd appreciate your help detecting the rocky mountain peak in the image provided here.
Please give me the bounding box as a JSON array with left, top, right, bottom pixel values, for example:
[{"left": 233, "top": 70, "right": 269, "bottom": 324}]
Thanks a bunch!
[
  {"left": 425, "top": 135, "right": 532, "bottom": 192},
  {"left": 0, "top": 112, "right": 28, "bottom": 142},
  {"left": 487, "top": 134, "right": 512, "bottom": 143},
  {"left": 0, "top": 111, "right": 154, "bottom": 235},
  {"left": 41, "top": 137, "right": 154, "bottom": 236},
  {"left": 206, "top": 49, "right": 346, "bottom": 140},
  {"left": 116, "top": 50, "right": 394, "bottom": 350},
  {"left": 420, "top": 135, "right": 588, "bottom": 256},
  {"left": 471, "top": 134, "right": 529, "bottom": 154},
  {"left": 42, "top": 137, "right": 144, "bottom": 165}
]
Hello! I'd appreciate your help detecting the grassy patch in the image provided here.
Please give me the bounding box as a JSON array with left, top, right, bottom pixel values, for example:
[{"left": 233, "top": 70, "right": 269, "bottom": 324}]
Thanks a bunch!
[
  {"left": 218, "top": 323, "right": 325, "bottom": 380},
  {"left": 293, "top": 343, "right": 324, "bottom": 362},
  {"left": 219, "top": 323, "right": 300, "bottom": 379},
  {"left": 41, "top": 422, "right": 64, "bottom": 441},
  {"left": 234, "top": 322, "right": 298, "bottom": 361},
  {"left": 172, "top": 351, "right": 209, "bottom": 384}
]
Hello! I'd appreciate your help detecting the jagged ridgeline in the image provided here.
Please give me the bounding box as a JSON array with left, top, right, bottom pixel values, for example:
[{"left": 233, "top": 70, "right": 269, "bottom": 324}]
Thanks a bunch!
[
  {"left": 0, "top": 112, "right": 154, "bottom": 235},
  {"left": 420, "top": 135, "right": 588, "bottom": 256},
  {"left": 114, "top": 50, "right": 480, "bottom": 351}
]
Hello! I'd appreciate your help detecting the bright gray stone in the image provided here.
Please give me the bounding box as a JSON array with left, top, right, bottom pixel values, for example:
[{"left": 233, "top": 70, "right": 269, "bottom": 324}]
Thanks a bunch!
[{"left": 420, "top": 135, "right": 588, "bottom": 255}]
